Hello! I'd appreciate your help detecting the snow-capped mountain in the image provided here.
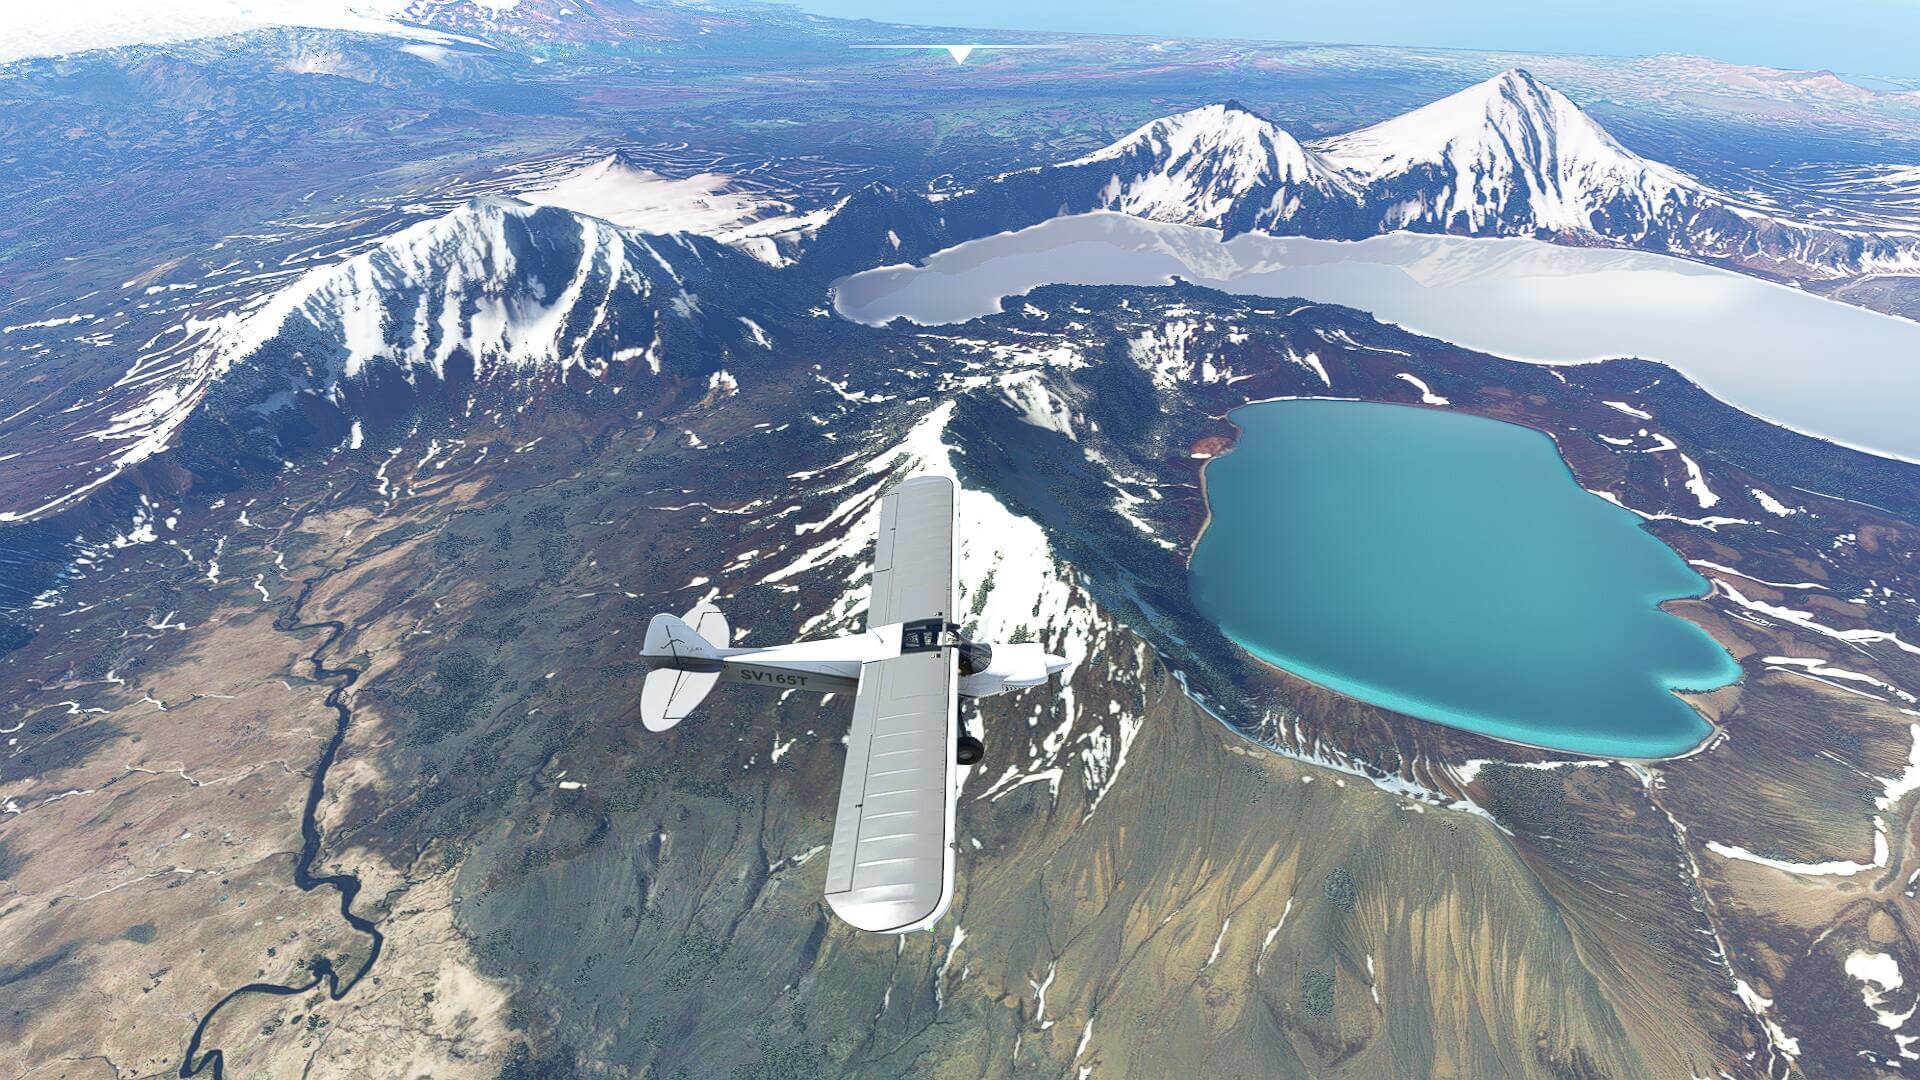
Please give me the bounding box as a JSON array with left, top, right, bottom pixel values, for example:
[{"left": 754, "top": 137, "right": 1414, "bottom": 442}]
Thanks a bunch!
[
  {"left": 938, "top": 103, "right": 1367, "bottom": 242},
  {"left": 1313, "top": 69, "right": 1698, "bottom": 238},
  {"left": 248, "top": 197, "right": 755, "bottom": 377},
  {"left": 96, "top": 197, "right": 780, "bottom": 489},
  {"left": 1305, "top": 70, "right": 1920, "bottom": 274},
  {"left": 1052, "top": 102, "right": 1359, "bottom": 234}
]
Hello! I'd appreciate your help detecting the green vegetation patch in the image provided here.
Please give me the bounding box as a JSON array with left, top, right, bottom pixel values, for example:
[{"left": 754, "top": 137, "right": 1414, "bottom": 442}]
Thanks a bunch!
[
  {"left": 388, "top": 649, "right": 508, "bottom": 746},
  {"left": 1480, "top": 764, "right": 1591, "bottom": 857},
  {"left": 1301, "top": 968, "right": 1335, "bottom": 1017},
  {"left": 1324, "top": 867, "right": 1356, "bottom": 912}
]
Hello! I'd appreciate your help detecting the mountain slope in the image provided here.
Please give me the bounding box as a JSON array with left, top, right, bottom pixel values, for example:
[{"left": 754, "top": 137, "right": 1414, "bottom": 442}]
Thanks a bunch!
[{"left": 26, "top": 278, "right": 1918, "bottom": 1076}]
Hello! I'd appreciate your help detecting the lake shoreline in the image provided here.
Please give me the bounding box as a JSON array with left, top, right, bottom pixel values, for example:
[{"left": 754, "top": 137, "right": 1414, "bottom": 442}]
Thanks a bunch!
[
  {"left": 834, "top": 211, "right": 1920, "bottom": 464},
  {"left": 1187, "top": 397, "right": 1739, "bottom": 763}
]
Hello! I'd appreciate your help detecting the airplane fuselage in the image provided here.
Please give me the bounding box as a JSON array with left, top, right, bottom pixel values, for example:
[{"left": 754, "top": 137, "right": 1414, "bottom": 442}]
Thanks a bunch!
[{"left": 692, "top": 621, "right": 1067, "bottom": 701}]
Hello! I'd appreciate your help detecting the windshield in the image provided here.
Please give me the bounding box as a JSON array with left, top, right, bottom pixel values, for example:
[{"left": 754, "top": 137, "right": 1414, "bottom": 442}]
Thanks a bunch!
[{"left": 958, "top": 641, "right": 994, "bottom": 676}]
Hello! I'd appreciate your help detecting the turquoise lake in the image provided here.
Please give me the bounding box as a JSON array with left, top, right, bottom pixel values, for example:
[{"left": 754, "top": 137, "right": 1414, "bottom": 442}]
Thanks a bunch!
[{"left": 1189, "top": 400, "right": 1741, "bottom": 758}]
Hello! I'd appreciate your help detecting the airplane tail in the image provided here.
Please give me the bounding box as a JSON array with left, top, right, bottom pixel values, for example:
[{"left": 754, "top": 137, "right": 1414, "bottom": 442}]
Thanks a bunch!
[{"left": 640, "top": 603, "right": 731, "bottom": 732}]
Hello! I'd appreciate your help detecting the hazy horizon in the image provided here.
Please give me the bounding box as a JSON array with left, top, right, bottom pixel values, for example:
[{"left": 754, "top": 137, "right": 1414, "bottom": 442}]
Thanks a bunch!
[{"left": 795, "top": 0, "right": 1920, "bottom": 83}]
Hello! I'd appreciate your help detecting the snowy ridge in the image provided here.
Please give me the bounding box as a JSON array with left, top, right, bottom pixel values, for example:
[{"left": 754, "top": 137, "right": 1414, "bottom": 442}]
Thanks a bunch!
[
  {"left": 778, "top": 403, "right": 1095, "bottom": 661},
  {"left": 974, "top": 68, "right": 1920, "bottom": 275},
  {"left": 229, "top": 197, "right": 696, "bottom": 382},
  {"left": 0, "top": 0, "right": 497, "bottom": 65}
]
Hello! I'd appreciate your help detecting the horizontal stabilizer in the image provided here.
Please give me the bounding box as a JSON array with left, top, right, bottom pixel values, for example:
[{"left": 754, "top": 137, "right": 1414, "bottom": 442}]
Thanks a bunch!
[
  {"left": 641, "top": 603, "right": 731, "bottom": 732},
  {"left": 641, "top": 668, "right": 718, "bottom": 732}
]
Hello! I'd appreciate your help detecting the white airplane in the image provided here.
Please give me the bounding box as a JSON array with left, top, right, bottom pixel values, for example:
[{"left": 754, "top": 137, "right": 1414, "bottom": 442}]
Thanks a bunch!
[{"left": 640, "top": 475, "right": 1071, "bottom": 933}]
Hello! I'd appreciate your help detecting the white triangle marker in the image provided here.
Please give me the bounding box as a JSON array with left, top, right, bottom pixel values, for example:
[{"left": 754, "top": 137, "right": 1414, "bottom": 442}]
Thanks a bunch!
[{"left": 849, "top": 43, "right": 1064, "bottom": 65}]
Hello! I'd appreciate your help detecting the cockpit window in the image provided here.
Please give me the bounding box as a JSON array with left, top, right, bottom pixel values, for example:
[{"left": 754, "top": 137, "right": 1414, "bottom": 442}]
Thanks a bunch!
[
  {"left": 958, "top": 641, "right": 994, "bottom": 676},
  {"left": 900, "top": 618, "right": 944, "bottom": 653}
]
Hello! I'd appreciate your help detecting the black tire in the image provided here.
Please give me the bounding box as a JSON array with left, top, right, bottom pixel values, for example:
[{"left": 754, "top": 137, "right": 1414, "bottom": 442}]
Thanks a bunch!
[{"left": 955, "top": 735, "right": 985, "bottom": 765}]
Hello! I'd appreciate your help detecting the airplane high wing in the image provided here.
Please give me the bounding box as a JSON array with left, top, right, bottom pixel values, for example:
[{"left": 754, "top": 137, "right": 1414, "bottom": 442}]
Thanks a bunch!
[
  {"left": 824, "top": 477, "right": 959, "bottom": 932},
  {"left": 864, "top": 474, "right": 956, "bottom": 630},
  {"left": 639, "top": 474, "right": 1071, "bottom": 934}
]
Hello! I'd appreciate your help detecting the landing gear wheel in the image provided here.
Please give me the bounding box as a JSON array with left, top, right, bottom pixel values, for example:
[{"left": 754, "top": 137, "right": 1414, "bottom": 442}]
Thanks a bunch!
[{"left": 956, "top": 735, "right": 985, "bottom": 765}]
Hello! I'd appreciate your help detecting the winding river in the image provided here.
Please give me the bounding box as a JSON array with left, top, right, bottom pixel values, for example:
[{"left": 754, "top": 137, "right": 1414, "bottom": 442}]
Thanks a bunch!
[{"left": 179, "top": 563, "right": 384, "bottom": 1079}]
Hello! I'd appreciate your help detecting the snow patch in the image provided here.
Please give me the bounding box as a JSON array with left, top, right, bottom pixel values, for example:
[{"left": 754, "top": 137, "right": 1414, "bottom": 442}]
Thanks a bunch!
[
  {"left": 521, "top": 154, "right": 819, "bottom": 265},
  {"left": 1205, "top": 918, "right": 1231, "bottom": 967},
  {"left": 1677, "top": 453, "right": 1720, "bottom": 508},
  {"left": 1393, "top": 372, "right": 1449, "bottom": 404}
]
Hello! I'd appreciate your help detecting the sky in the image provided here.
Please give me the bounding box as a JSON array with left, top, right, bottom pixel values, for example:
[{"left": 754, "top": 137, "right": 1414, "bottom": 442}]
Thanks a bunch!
[{"left": 792, "top": 0, "right": 1920, "bottom": 81}]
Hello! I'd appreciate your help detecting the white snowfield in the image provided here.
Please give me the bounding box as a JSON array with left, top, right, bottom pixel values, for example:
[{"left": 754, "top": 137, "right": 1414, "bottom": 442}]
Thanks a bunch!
[
  {"left": 520, "top": 154, "right": 830, "bottom": 266},
  {"left": 0, "top": 0, "right": 506, "bottom": 64},
  {"left": 1845, "top": 951, "right": 1919, "bottom": 1049}
]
